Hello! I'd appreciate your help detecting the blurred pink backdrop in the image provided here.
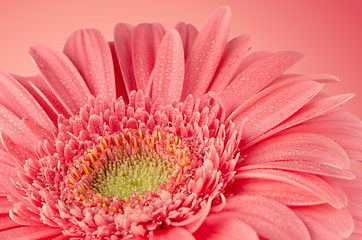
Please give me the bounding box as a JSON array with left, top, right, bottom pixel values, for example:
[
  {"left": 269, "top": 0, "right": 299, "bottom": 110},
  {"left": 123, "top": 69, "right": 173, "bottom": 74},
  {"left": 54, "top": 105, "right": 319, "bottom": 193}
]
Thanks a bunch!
[{"left": 0, "top": 0, "right": 361, "bottom": 118}]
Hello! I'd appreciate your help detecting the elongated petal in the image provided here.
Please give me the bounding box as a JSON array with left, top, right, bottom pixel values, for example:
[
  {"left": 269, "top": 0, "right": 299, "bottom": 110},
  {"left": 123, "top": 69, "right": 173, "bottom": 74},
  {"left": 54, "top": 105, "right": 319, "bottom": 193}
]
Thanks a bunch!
[
  {"left": 0, "top": 163, "right": 21, "bottom": 197},
  {"left": 132, "top": 23, "right": 166, "bottom": 92},
  {"left": 293, "top": 204, "right": 354, "bottom": 239},
  {"left": 194, "top": 213, "right": 259, "bottom": 240},
  {"left": 171, "top": 197, "right": 212, "bottom": 232},
  {"left": 175, "top": 22, "right": 198, "bottom": 59},
  {"left": 221, "top": 51, "right": 304, "bottom": 115},
  {"left": 0, "top": 214, "right": 19, "bottom": 231},
  {"left": 241, "top": 132, "right": 350, "bottom": 169},
  {"left": 151, "top": 227, "right": 195, "bottom": 240},
  {"left": 13, "top": 74, "right": 72, "bottom": 121},
  {"left": 235, "top": 169, "right": 347, "bottom": 208},
  {"left": 63, "top": 29, "right": 116, "bottom": 104},
  {"left": 182, "top": 6, "right": 231, "bottom": 99},
  {"left": 114, "top": 23, "right": 136, "bottom": 95},
  {"left": 0, "top": 71, "right": 54, "bottom": 131},
  {"left": 208, "top": 35, "right": 253, "bottom": 94},
  {"left": 0, "top": 226, "right": 62, "bottom": 240},
  {"left": 108, "top": 42, "right": 128, "bottom": 101},
  {"left": 285, "top": 109, "right": 362, "bottom": 161},
  {"left": 0, "top": 104, "right": 39, "bottom": 153},
  {"left": 228, "top": 179, "right": 324, "bottom": 206},
  {"left": 0, "top": 149, "right": 16, "bottom": 167},
  {"left": 0, "top": 133, "right": 36, "bottom": 166},
  {"left": 150, "top": 30, "right": 184, "bottom": 104},
  {"left": 331, "top": 169, "right": 362, "bottom": 236},
  {"left": 224, "top": 195, "right": 310, "bottom": 240},
  {"left": 230, "top": 80, "right": 323, "bottom": 146},
  {"left": 234, "top": 51, "right": 271, "bottom": 74},
  {"left": 242, "top": 91, "right": 354, "bottom": 151},
  {"left": 0, "top": 197, "right": 13, "bottom": 214},
  {"left": 242, "top": 161, "right": 354, "bottom": 180},
  {"left": 29, "top": 43, "right": 91, "bottom": 115}
]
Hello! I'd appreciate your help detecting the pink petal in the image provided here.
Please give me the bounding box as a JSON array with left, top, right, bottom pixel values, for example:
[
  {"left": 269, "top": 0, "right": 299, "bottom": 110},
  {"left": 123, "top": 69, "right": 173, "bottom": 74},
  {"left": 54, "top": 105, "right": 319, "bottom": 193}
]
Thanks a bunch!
[
  {"left": 270, "top": 73, "right": 340, "bottom": 86},
  {"left": 241, "top": 91, "right": 354, "bottom": 151},
  {"left": 63, "top": 29, "right": 116, "bottom": 105},
  {"left": 242, "top": 161, "right": 354, "bottom": 180},
  {"left": 235, "top": 169, "right": 347, "bottom": 208},
  {"left": 0, "top": 164, "right": 21, "bottom": 197},
  {"left": 0, "top": 149, "right": 16, "bottom": 167},
  {"left": 286, "top": 108, "right": 362, "bottom": 161},
  {"left": 242, "top": 132, "right": 351, "bottom": 169},
  {"left": 0, "top": 104, "right": 39, "bottom": 153},
  {"left": 132, "top": 23, "right": 166, "bottom": 92},
  {"left": 349, "top": 234, "right": 362, "bottom": 240},
  {"left": 0, "top": 71, "right": 54, "bottom": 131},
  {"left": 234, "top": 51, "right": 271, "bottom": 74},
  {"left": 227, "top": 179, "right": 324, "bottom": 206},
  {"left": 230, "top": 80, "right": 323, "bottom": 145},
  {"left": 0, "top": 133, "right": 36, "bottom": 166},
  {"left": 22, "top": 118, "right": 55, "bottom": 144},
  {"left": 150, "top": 30, "right": 184, "bottom": 104},
  {"left": 0, "top": 226, "right": 62, "bottom": 240},
  {"left": 221, "top": 51, "right": 304, "bottom": 115},
  {"left": 194, "top": 212, "right": 259, "bottom": 240},
  {"left": 29, "top": 43, "right": 91, "bottom": 115},
  {"left": 114, "top": 23, "right": 136, "bottom": 95},
  {"left": 52, "top": 236, "right": 71, "bottom": 240},
  {"left": 0, "top": 214, "right": 19, "bottom": 231},
  {"left": 175, "top": 22, "right": 198, "bottom": 60},
  {"left": 182, "top": 6, "right": 231, "bottom": 99},
  {"left": 224, "top": 195, "right": 310, "bottom": 240},
  {"left": 151, "top": 227, "right": 195, "bottom": 240},
  {"left": 208, "top": 35, "right": 253, "bottom": 94},
  {"left": 0, "top": 197, "right": 13, "bottom": 214},
  {"left": 171, "top": 197, "right": 212, "bottom": 232},
  {"left": 108, "top": 41, "right": 128, "bottom": 101},
  {"left": 13, "top": 74, "right": 72, "bottom": 121},
  {"left": 332, "top": 170, "right": 362, "bottom": 236},
  {"left": 293, "top": 204, "right": 354, "bottom": 239}
]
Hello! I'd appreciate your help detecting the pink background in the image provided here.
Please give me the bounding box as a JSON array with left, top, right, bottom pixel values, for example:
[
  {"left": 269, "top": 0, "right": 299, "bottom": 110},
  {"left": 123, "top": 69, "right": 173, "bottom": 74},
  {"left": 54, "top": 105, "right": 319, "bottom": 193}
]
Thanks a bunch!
[{"left": 0, "top": 0, "right": 361, "bottom": 118}]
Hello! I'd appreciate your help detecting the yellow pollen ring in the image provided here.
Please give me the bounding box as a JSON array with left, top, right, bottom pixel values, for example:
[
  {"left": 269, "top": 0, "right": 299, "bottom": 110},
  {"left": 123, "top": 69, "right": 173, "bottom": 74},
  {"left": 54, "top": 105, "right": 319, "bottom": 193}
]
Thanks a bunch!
[
  {"left": 114, "top": 137, "right": 120, "bottom": 146},
  {"left": 100, "top": 143, "right": 105, "bottom": 153},
  {"left": 139, "top": 129, "right": 143, "bottom": 138},
  {"left": 103, "top": 139, "right": 109, "bottom": 148},
  {"left": 83, "top": 165, "right": 90, "bottom": 175},
  {"left": 176, "top": 173, "right": 181, "bottom": 184},
  {"left": 166, "top": 140, "right": 170, "bottom": 151},
  {"left": 93, "top": 150, "right": 99, "bottom": 161},
  {"left": 72, "top": 168, "right": 80, "bottom": 179},
  {"left": 69, "top": 177, "right": 75, "bottom": 185},
  {"left": 121, "top": 133, "right": 126, "bottom": 141},
  {"left": 89, "top": 153, "right": 95, "bottom": 164}
]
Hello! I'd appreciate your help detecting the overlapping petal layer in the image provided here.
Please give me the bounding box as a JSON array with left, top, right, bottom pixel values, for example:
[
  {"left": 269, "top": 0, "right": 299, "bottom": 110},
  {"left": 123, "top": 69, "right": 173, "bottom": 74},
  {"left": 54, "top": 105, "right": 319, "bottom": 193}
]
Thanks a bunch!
[{"left": 0, "top": 5, "right": 361, "bottom": 240}]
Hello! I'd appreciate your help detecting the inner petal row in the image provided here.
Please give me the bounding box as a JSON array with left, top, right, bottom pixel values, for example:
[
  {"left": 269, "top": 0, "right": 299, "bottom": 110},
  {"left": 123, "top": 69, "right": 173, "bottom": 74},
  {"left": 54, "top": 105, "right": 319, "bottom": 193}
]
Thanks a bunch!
[{"left": 61, "top": 128, "right": 200, "bottom": 212}]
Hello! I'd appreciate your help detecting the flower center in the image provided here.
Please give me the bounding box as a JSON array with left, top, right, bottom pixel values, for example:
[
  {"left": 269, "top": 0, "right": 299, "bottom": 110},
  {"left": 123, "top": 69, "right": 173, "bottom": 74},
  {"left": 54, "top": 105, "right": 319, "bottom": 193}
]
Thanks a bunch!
[
  {"left": 62, "top": 128, "right": 198, "bottom": 211},
  {"left": 89, "top": 150, "right": 175, "bottom": 199}
]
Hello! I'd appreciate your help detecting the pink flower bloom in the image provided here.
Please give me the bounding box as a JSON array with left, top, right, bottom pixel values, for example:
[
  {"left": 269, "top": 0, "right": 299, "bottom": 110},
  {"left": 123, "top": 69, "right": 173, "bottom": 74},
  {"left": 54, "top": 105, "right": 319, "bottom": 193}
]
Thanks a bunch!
[{"left": 1, "top": 5, "right": 362, "bottom": 240}]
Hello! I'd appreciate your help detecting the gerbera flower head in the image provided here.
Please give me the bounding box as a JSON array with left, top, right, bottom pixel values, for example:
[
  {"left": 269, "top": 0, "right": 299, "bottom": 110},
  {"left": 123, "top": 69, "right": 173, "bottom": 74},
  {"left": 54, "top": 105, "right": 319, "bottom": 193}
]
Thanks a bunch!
[{"left": 1, "top": 5, "right": 362, "bottom": 240}]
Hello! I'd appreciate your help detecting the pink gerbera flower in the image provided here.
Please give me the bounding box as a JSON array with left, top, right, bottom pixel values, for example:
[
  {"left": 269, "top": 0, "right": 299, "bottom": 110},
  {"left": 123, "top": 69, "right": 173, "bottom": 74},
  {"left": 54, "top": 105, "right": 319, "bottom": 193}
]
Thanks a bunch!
[{"left": 1, "top": 5, "right": 362, "bottom": 240}]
